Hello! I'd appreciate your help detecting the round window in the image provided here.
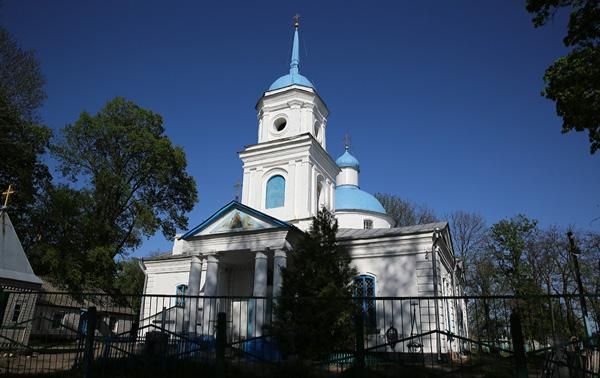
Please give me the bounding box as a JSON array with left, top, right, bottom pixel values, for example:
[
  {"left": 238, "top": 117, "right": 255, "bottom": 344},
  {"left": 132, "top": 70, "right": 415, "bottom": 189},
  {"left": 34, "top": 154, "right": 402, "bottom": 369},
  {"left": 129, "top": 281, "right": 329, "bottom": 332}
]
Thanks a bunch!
[{"left": 274, "top": 118, "right": 287, "bottom": 132}]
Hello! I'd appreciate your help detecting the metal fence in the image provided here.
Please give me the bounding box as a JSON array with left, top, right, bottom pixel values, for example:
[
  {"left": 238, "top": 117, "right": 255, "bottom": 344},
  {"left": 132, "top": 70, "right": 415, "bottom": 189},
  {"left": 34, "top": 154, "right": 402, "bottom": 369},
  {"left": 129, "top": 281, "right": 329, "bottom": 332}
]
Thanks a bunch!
[{"left": 0, "top": 289, "right": 598, "bottom": 377}]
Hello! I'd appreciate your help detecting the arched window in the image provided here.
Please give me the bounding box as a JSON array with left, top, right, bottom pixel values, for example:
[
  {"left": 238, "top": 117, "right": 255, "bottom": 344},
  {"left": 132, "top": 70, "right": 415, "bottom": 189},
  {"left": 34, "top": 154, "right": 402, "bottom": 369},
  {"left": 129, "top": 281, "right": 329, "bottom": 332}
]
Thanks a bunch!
[
  {"left": 266, "top": 175, "right": 285, "bottom": 209},
  {"left": 317, "top": 179, "right": 325, "bottom": 208},
  {"left": 354, "top": 275, "right": 377, "bottom": 332},
  {"left": 175, "top": 284, "right": 188, "bottom": 307}
]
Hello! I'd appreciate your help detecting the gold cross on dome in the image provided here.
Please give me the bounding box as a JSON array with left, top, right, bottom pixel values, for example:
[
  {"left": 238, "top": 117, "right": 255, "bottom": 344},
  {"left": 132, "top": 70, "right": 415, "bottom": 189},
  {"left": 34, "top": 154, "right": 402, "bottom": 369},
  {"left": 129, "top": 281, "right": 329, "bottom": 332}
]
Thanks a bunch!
[
  {"left": 2, "top": 184, "right": 15, "bottom": 208},
  {"left": 343, "top": 133, "right": 351, "bottom": 150},
  {"left": 293, "top": 14, "right": 300, "bottom": 28},
  {"left": 233, "top": 182, "right": 242, "bottom": 201}
]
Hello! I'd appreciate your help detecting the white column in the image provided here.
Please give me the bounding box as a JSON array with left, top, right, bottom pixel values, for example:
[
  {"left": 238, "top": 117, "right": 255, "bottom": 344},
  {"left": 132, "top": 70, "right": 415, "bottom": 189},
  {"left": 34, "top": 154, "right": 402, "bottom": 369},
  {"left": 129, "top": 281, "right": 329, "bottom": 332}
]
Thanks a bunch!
[
  {"left": 187, "top": 256, "right": 202, "bottom": 335},
  {"left": 273, "top": 250, "right": 287, "bottom": 298},
  {"left": 203, "top": 255, "right": 219, "bottom": 335},
  {"left": 252, "top": 252, "right": 268, "bottom": 337}
]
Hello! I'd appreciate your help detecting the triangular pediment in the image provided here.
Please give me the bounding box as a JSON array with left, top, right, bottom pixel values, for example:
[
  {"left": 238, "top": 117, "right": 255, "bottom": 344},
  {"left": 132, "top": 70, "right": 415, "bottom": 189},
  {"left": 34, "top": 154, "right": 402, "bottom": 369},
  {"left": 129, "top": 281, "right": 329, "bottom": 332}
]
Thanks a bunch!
[{"left": 182, "top": 201, "right": 291, "bottom": 239}]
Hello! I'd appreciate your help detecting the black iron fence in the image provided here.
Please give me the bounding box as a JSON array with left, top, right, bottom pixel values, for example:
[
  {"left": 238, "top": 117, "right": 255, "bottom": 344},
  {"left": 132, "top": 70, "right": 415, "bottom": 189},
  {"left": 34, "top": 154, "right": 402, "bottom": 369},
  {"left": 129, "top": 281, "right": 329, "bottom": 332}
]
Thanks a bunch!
[{"left": 0, "top": 290, "right": 598, "bottom": 377}]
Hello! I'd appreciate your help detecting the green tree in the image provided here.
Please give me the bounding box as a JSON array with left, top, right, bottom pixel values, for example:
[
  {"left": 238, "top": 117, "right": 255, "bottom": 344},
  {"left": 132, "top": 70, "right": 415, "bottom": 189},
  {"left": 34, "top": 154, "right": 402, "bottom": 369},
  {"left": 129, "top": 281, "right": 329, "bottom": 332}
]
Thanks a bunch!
[
  {"left": 52, "top": 97, "right": 198, "bottom": 259},
  {"left": 0, "top": 26, "right": 51, "bottom": 247},
  {"left": 114, "top": 258, "right": 145, "bottom": 295},
  {"left": 34, "top": 97, "right": 197, "bottom": 290},
  {"left": 273, "top": 208, "right": 357, "bottom": 359},
  {"left": 526, "top": 0, "right": 600, "bottom": 153},
  {"left": 375, "top": 193, "right": 438, "bottom": 227},
  {"left": 27, "top": 186, "right": 116, "bottom": 290},
  {"left": 488, "top": 215, "right": 541, "bottom": 296}
]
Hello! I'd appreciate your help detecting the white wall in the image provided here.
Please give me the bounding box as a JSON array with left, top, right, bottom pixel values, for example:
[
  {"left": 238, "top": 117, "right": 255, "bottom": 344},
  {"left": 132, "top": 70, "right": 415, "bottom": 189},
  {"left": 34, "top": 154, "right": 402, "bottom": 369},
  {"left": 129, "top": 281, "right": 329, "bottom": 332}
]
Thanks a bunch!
[
  {"left": 336, "top": 211, "right": 392, "bottom": 229},
  {"left": 239, "top": 135, "right": 339, "bottom": 229},
  {"left": 257, "top": 86, "right": 328, "bottom": 147}
]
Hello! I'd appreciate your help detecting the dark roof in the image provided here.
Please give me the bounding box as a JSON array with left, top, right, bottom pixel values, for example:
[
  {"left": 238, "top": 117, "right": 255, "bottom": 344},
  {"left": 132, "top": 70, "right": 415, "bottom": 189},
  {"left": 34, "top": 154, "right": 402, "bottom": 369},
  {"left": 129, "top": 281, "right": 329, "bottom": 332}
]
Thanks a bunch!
[
  {"left": 336, "top": 222, "right": 448, "bottom": 241},
  {"left": 37, "top": 279, "right": 136, "bottom": 315}
]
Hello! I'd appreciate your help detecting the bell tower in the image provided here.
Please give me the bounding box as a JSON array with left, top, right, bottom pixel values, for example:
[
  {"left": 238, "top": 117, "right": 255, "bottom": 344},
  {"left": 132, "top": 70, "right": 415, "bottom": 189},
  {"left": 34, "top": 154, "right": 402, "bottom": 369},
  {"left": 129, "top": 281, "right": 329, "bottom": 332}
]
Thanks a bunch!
[{"left": 239, "top": 18, "right": 339, "bottom": 230}]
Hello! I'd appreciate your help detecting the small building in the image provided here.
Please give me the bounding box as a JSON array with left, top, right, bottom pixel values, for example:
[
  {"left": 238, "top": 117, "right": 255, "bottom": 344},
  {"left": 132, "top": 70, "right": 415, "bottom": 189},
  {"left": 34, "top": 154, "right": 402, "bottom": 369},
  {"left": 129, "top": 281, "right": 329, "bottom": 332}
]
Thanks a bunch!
[
  {"left": 0, "top": 208, "right": 43, "bottom": 347},
  {"left": 30, "top": 280, "right": 136, "bottom": 341}
]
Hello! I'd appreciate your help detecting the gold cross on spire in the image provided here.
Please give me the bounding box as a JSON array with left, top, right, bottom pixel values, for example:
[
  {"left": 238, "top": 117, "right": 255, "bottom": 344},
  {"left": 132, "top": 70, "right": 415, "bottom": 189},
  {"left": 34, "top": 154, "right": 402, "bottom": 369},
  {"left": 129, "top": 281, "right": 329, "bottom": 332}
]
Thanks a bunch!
[
  {"left": 293, "top": 13, "right": 300, "bottom": 29},
  {"left": 2, "top": 184, "right": 15, "bottom": 208},
  {"left": 233, "top": 182, "right": 242, "bottom": 201},
  {"left": 343, "top": 133, "right": 351, "bottom": 150}
]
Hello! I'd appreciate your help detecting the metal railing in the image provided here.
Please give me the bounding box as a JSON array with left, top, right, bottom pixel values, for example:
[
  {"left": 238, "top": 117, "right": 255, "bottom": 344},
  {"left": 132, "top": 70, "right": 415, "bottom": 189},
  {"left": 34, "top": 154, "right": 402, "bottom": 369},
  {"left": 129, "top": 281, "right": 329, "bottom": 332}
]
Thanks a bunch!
[{"left": 0, "top": 289, "right": 598, "bottom": 377}]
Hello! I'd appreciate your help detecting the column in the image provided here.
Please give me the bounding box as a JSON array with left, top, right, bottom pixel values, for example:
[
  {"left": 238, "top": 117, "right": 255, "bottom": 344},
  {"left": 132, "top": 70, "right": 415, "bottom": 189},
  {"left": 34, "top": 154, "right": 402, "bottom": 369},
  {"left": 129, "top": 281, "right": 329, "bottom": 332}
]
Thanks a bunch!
[
  {"left": 203, "top": 255, "right": 219, "bottom": 335},
  {"left": 272, "top": 250, "right": 287, "bottom": 298},
  {"left": 252, "top": 252, "right": 268, "bottom": 337},
  {"left": 187, "top": 256, "right": 202, "bottom": 335}
]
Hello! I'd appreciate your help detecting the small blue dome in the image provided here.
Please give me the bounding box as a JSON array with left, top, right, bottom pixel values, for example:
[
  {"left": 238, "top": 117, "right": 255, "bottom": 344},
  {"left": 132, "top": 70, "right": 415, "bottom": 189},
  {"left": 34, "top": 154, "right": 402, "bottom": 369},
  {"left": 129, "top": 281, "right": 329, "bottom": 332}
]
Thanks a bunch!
[
  {"left": 335, "top": 185, "right": 386, "bottom": 214},
  {"left": 336, "top": 150, "right": 360, "bottom": 171},
  {"left": 269, "top": 73, "right": 315, "bottom": 91}
]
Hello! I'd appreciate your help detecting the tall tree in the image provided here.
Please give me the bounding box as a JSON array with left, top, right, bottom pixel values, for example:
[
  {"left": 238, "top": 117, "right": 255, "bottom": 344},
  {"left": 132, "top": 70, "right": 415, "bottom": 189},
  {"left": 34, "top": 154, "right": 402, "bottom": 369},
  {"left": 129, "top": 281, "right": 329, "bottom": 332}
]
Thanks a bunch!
[
  {"left": 526, "top": 0, "right": 600, "bottom": 153},
  {"left": 449, "top": 211, "right": 487, "bottom": 291},
  {"left": 0, "top": 26, "right": 51, "bottom": 246},
  {"left": 488, "top": 214, "right": 541, "bottom": 296},
  {"left": 52, "top": 97, "right": 198, "bottom": 259},
  {"left": 34, "top": 97, "right": 197, "bottom": 290},
  {"left": 273, "top": 208, "right": 357, "bottom": 359},
  {"left": 375, "top": 193, "right": 438, "bottom": 227}
]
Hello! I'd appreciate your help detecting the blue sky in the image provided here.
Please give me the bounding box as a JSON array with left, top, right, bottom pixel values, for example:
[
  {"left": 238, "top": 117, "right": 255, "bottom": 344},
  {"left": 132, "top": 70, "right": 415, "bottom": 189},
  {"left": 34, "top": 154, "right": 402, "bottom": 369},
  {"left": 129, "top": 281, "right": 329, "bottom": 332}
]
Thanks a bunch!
[{"left": 3, "top": 1, "right": 599, "bottom": 256}]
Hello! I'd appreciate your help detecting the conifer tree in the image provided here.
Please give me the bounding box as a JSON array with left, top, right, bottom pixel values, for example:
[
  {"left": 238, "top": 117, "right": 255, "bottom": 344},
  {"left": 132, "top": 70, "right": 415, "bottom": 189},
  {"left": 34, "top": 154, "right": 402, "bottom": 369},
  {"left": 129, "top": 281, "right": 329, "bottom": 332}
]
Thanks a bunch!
[{"left": 273, "top": 208, "right": 357, "bottom": 359}]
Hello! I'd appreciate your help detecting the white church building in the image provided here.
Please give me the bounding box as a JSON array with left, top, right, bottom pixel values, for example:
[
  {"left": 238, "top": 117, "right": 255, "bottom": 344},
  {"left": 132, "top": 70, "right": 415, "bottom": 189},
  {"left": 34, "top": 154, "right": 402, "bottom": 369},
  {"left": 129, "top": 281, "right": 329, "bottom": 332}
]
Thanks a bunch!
[{"left": 141, "top": 21, "right": 466, "bottom": 355}]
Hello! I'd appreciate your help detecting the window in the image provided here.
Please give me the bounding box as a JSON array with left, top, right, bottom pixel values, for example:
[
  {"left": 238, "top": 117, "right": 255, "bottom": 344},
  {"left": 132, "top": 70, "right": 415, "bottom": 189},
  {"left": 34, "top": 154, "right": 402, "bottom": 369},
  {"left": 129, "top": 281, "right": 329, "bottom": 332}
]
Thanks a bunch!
[
  {"left": 354, "top": 275, "right": 376, "bottom": 332},
  {"left": 52, "top": 312, "right": 64, "bottom": 329},
  {"left": 176, "top": 284, "right": 188, "bottom": 307},
  {"left": 317, "top": 178, "right": 325, "bottom": 208},
  {"left": 273, "top": 118, "right": 287, "bottom": 132},
  {"left": 363, "top": 219, "right": 373, "bottom": 229},
  {"left": 12, "top": 303, "right": 22, "bottom": 322},
  {"left": 266, "top": 175, "right": 285, "bottom": 209}
]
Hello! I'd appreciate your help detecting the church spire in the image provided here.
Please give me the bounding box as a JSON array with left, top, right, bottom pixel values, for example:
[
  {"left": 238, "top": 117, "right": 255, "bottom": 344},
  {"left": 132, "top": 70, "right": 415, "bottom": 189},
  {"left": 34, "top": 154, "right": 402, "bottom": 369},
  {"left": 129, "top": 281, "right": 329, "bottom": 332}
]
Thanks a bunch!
[{"left": 290, "top": 14, "right": 300, "bottom": 75}]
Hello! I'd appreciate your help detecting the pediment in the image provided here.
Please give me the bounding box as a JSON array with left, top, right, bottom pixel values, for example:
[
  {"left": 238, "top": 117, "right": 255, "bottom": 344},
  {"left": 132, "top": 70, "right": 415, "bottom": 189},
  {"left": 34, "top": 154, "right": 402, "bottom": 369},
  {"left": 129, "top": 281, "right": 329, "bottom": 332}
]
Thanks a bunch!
[{"left": 182, "top": 201, "right": 290, "bottom": 239}]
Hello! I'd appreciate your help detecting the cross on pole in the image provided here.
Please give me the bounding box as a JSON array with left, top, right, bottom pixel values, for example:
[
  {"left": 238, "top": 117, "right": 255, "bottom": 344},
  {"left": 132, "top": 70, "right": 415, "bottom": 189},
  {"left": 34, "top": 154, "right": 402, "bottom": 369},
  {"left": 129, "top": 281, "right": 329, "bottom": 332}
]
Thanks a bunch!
[
  {"left": 344, "top": 133, "right": 351, "bottom": 150},
  {"left": 2, "top": 184, "right": 15, "bottom": 208},
  {"left": 233, "top": 182, "right": 242, "bottom": 201}
]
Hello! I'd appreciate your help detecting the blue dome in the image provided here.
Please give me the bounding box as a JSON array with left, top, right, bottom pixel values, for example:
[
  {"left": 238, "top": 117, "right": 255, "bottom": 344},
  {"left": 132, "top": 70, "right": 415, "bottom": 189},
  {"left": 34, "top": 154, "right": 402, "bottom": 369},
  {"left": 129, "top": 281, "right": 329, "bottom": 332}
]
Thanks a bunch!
[
  {"left": 336, "top": 150, "right": 360, "bottom": 171},
  {"left": 335, "top": 185, "right": 386, "bottom": 214},
  {"left": 269, "top": 73, "right": 315, "bottom": 91}
]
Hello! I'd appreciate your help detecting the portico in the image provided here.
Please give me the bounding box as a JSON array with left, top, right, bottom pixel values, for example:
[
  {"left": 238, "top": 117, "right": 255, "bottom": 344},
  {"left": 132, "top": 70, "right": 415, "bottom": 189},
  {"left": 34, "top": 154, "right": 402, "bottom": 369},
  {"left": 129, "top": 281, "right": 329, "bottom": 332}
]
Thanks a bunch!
[{"left": 161, "top": 201, "right": 301, "bottom": 338}]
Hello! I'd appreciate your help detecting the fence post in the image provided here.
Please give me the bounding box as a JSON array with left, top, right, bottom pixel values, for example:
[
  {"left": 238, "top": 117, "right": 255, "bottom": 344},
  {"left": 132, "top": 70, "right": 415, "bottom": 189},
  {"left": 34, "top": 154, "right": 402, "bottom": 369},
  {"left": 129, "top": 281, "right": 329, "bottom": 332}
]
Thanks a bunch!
[
  {"left": 355, "top": 306, "right": 365, "bottom": 372},
  {"left": 510, "top": 309, "right": 528, "bottom": 378},
  {"left": 83, "top": 306, "right": 97, "bottom": 378},
  {"left": 216, "top": 311, "right": 226, "bottom": 378}
]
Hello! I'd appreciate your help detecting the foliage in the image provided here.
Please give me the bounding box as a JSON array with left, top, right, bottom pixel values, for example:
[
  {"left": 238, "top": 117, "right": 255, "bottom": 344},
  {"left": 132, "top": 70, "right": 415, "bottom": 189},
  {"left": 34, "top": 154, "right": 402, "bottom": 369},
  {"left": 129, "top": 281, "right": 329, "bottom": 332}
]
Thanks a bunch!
[
  {"left": 488, "top": 214, "right": 541, "bottom": 296},
  {"left": 26, "top": 186, "right": 116, "bottom": 290},
  {"left": 272, "top": 208, "right": 357, "bottom": 359},
  {"left": 26, "top": 97, "right": 197, "bottom": 290},
  {"left": 0, "top": 26, "right": 46, "bottom": 122},
  {"left": 526, "top": 0, "right": 600, "bottom": 153},
  {"left": 51, "top": 97, "right": 198, "bottom": 259},
  {"left": 374, "top": 193, "right": 438, "bottom": 227},
  {"left": 114, "top": 258, "right": 145, "bottom": 295},
  {"left": 0, "top": 26, "right": 51, "bottom": 248}
]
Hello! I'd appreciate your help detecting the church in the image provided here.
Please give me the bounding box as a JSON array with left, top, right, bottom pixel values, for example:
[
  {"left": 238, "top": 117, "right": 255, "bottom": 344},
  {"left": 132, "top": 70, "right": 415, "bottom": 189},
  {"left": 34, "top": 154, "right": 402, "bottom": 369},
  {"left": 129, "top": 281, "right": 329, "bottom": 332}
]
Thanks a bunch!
[{"left": 141, "top": 20, "right": 466, "bottom": 355}]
